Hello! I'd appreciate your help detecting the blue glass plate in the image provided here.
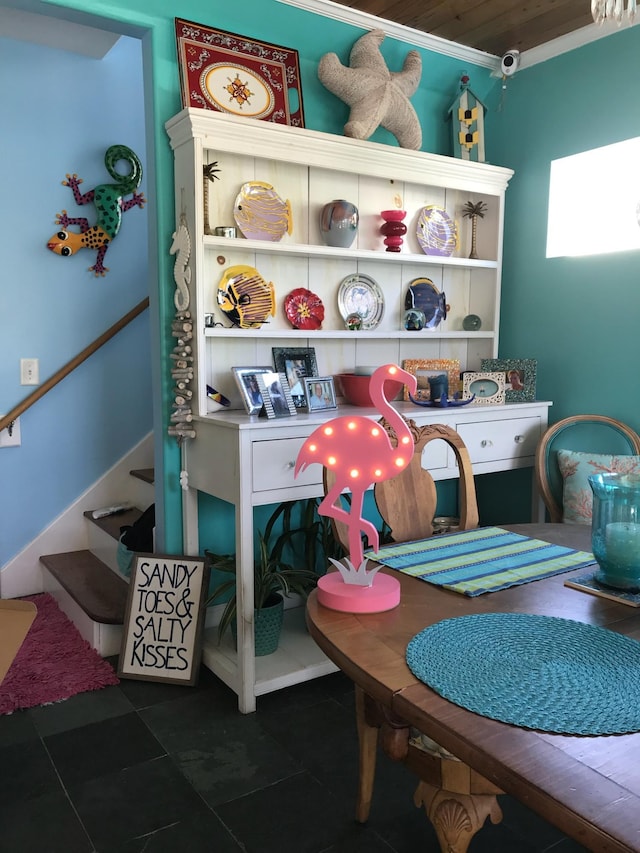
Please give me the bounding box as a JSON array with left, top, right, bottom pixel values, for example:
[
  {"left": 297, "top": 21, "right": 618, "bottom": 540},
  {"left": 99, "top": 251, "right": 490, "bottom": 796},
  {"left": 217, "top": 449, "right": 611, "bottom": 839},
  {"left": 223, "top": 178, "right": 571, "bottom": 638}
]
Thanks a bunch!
[{"left": 404, "top": 278, "right": 447, "bottom": 329}]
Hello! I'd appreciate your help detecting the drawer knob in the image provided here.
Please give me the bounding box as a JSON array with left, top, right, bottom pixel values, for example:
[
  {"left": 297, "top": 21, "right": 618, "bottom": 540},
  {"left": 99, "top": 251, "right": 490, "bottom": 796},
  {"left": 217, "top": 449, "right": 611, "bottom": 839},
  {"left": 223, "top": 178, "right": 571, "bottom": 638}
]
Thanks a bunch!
[
  {"left": 514, "top": 434, "right": 524, "bottom": 443},
  {"left": 480, "top": 439, "right": 493, "bottom": 448}
]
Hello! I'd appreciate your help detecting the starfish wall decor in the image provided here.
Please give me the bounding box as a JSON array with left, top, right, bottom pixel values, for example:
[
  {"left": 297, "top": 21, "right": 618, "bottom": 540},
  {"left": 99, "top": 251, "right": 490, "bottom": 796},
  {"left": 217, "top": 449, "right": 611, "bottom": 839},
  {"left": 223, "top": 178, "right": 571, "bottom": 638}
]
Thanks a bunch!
[{"left": 318, "top": 29, "right": 422, "bottom": 151}]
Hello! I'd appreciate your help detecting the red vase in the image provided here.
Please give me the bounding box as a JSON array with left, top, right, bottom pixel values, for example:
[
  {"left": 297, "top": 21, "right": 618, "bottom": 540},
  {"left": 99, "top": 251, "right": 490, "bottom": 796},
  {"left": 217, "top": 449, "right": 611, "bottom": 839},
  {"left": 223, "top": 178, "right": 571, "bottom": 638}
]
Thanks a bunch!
[{"left": 380, "top": 209, "right": 407, "bottom": 253}]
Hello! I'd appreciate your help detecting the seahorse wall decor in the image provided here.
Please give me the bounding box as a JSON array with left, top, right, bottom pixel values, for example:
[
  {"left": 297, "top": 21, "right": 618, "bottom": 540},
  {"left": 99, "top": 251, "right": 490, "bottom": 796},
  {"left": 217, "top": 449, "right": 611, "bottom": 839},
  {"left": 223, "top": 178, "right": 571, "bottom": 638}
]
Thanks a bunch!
[{"left": 46, "top": 144, "right": 145, "bottom": 276}]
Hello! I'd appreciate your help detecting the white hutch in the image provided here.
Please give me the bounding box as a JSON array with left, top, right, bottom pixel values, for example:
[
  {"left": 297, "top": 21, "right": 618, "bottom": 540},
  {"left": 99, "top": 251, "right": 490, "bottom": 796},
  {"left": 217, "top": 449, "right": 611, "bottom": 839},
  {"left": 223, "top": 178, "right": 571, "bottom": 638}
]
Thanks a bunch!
[{"left": 166, "top": 108, "right": 550, "bottom": 712}]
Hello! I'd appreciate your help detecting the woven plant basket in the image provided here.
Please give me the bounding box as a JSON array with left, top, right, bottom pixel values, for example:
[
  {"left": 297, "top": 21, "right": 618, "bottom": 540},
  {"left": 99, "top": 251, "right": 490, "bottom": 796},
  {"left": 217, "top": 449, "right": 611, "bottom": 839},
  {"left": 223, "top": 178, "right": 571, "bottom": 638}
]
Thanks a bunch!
[{"left": 232, "top": 593, "right": 284, "bottom": 657}]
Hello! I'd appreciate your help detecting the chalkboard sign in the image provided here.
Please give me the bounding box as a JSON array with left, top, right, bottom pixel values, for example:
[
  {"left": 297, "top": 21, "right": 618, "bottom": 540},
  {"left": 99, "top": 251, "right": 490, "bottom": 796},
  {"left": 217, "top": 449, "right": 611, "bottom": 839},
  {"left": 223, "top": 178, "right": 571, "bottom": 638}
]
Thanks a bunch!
[{"left": 118, "top": 554, "right": 210, "bottom": 686}]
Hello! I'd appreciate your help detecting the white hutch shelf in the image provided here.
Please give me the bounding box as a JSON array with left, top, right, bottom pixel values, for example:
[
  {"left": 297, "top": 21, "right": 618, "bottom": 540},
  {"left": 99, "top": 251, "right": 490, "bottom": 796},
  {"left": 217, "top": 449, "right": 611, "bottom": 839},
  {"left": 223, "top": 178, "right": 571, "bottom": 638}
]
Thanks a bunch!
[{"left": 166, "top": 108, "right": 549, "bottom": 713}]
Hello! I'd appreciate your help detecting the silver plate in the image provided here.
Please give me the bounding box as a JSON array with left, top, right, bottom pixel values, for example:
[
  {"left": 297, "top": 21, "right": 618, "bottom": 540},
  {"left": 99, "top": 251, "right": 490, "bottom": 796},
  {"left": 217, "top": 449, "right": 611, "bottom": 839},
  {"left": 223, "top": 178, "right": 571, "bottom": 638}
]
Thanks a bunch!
[{"left": 337, "top": 274, "right": 384, "bottom": 330}]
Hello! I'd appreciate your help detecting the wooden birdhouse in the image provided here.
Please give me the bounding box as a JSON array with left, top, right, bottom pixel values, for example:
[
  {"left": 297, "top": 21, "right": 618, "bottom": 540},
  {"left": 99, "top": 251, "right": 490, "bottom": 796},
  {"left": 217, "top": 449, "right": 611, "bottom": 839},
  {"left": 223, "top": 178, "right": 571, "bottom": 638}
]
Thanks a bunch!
[{"left": 447, "top": 74, "right": 486, "bottom": 163}]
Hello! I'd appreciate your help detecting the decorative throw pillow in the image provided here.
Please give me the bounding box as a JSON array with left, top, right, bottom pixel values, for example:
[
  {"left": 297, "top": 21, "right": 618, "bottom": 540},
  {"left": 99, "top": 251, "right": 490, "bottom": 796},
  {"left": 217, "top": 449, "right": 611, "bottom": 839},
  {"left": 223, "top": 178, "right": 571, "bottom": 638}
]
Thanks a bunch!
[{"left": 557, "top": 450, "right": 640, "bottom": 524}]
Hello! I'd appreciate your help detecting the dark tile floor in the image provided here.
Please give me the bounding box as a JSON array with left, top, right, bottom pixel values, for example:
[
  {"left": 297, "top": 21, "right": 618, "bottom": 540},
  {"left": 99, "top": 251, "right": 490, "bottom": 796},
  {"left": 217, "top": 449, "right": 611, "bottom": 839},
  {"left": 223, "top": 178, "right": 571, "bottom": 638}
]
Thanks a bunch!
[{"left": 0, "top": 663, "right": 588, "bottom": 853}]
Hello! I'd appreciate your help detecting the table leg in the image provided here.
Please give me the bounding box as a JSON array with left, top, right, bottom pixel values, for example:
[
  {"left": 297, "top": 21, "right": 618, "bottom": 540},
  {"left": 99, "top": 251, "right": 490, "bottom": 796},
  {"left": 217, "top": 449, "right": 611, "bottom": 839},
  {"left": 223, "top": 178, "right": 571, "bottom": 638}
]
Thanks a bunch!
[
  {"left": 355, "top": 685, "right": 378, "bottom": 823},
  {"left": 414, "top": 776, "right": 503, "bottom": 853}
]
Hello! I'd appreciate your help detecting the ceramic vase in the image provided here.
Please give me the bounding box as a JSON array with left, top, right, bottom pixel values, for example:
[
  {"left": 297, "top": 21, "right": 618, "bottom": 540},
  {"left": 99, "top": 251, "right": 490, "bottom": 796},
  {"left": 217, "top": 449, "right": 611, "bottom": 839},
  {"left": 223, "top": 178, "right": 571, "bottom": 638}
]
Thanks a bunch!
[
  {"left": 320, "top": 199, "right": 359, "bottom": 248},
  {"left": 380, "top": 209, "right": 407, "bottom": 253}
]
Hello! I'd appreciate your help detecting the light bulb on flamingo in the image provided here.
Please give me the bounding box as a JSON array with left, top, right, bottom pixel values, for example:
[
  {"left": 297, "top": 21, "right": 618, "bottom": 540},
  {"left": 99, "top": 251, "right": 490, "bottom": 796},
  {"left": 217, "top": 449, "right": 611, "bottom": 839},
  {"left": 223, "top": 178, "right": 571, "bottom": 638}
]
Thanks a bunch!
[{"left": 295, "top": 363, "right": 417, "bottom": 612}]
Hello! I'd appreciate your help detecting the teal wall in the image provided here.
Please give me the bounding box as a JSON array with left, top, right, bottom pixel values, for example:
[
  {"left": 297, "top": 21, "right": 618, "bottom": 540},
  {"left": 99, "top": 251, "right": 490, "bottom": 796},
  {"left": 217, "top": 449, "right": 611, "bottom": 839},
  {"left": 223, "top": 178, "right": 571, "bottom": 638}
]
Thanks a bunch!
[
  {"left": 487, "top": 26, "right": 640, "bottom": 431},
  {"left": 8, "top": 0, "right": 634, "bottom": 567},
  {"left": 12, "top": 0, "right": 495, "bottom": 559}
]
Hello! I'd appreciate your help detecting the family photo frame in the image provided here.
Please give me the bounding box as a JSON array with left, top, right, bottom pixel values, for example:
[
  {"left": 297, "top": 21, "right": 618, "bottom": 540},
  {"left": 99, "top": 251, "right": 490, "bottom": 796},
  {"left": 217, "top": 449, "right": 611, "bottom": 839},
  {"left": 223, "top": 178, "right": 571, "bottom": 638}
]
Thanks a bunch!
[
  {"left": 302, "top": 377, "right": 337, "bottom": 412},
  {"left": 232, "top": 366, "right": 272, "bottom": 415},
  {"left": 272, "top": 347, "right": 318, "bottom": 409},
  {"left": 481, "top": 358, "right": 537, "bottom": 402},
  {"left": 257, "top": 371, "right": 297, "bottom": 419}
]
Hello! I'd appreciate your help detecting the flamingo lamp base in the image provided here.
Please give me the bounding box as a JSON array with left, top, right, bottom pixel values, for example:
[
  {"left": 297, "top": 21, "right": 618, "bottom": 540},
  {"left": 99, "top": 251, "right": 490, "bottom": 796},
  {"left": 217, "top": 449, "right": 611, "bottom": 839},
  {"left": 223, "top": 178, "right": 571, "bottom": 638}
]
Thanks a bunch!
[{"left": 317, "top": 573, "right": 400, "bottom": 613}]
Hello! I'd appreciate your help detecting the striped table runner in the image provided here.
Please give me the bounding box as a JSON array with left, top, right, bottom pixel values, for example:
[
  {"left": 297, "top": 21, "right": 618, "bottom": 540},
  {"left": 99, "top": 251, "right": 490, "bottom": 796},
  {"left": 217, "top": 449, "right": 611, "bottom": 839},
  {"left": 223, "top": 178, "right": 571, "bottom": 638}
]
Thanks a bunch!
[{"left": 368, "top": 527, "right": 595, "bottom": 596}]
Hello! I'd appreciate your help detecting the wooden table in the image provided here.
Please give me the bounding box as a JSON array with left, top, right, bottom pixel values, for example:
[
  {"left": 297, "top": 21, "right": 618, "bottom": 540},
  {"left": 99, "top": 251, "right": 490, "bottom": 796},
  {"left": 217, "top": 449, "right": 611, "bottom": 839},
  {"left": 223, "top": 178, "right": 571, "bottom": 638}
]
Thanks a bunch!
[{"left": 306, "top": 524, "right": 640, "bottom": 853}]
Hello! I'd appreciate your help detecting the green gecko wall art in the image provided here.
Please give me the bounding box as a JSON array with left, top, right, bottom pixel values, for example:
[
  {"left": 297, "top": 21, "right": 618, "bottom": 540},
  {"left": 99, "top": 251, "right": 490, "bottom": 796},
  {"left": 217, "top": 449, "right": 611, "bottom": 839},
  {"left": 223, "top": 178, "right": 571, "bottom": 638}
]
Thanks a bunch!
[{"left": 46, "top": 144, "right": 145, "bottom": 276}]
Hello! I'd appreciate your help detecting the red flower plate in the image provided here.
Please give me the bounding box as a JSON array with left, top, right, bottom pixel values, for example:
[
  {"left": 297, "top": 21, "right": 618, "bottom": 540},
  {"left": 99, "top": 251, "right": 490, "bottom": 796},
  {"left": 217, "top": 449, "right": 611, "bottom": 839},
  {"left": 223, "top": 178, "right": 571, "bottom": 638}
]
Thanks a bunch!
[{"left": 284, "top": 288, "right": 325, "bottom": 330}]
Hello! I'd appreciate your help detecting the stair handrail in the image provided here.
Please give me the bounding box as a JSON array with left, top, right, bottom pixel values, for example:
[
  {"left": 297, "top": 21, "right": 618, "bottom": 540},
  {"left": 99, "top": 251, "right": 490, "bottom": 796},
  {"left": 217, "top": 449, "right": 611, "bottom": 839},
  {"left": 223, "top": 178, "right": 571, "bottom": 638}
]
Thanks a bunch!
[{"left": 0, "top": 297, "right": 150, "bottom": 434}]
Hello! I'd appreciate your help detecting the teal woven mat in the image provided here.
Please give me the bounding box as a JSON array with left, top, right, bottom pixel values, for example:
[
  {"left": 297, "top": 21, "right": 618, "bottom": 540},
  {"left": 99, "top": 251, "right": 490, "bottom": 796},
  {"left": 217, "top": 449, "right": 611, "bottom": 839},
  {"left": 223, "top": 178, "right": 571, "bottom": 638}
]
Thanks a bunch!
[
  {"left": 406, "top": 613, "right": 640, "bottom": 734},
  {"left": 369, "top": 527, "right": 595, "bottom": 596}
]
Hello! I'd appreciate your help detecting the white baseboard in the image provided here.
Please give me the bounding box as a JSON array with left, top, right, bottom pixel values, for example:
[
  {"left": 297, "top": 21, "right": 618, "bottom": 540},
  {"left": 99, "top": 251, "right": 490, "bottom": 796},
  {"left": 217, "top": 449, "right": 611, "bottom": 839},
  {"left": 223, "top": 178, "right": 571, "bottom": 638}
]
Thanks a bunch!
[{"left": 0, "top": 433, "right": 153, "bottom": 599}]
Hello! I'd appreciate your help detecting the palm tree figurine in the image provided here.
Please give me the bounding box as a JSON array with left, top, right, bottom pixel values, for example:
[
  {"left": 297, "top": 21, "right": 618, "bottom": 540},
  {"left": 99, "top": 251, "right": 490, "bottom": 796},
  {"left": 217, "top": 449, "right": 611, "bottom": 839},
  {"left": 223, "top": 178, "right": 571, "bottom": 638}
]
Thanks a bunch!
[{"left": 462, "top": 200, "right": 487, "bottom": 259}]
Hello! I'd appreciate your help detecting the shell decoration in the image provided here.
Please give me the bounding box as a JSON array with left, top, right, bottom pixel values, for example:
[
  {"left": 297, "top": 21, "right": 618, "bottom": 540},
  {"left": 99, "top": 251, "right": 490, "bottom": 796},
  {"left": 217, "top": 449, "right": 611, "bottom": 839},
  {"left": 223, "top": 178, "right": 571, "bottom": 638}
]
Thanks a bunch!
[
  {"left": 216, "top": 264, "right": 276, "bottom": 329},
  {"left": 233, "top": 180, "right": 292, "bottom": 241}
]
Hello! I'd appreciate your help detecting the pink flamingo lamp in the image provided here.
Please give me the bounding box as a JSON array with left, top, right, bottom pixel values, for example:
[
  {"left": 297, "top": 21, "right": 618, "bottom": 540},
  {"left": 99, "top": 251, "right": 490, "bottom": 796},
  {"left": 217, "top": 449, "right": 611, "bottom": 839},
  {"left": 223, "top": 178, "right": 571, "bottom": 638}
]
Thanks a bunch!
[{"left": 295, "top": 363, "right": 417, "bottom": 612}]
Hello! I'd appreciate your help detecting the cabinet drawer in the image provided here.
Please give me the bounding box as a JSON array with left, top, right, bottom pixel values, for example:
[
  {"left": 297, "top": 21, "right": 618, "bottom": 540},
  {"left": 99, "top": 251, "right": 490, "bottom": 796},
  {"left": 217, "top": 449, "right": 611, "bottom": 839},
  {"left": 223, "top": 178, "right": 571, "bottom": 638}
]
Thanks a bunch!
[
  {"left": 420, "top": 439, "right": 449, "bottom": 472},
  {"left": 252, "top": 438, "right": 322, "bottom": 492},
  {"left": 456, "top": 417, "right": 540, "bottom": 464}
]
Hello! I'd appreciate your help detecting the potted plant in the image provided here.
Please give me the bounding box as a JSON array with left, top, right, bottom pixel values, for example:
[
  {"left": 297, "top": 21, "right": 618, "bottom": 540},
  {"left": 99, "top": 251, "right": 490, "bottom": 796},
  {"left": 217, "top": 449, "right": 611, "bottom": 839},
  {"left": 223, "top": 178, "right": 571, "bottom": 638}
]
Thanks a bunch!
[{"left": 205, "top": 500, "right": 323, "bottom": 656}]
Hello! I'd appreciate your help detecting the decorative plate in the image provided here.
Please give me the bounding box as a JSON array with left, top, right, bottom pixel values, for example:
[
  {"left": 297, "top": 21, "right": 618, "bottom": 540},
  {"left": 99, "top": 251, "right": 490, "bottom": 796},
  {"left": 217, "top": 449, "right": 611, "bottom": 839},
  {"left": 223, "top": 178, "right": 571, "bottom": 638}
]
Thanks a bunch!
[
  {"left": 337, "top": 274, "right": 384, "bottom": 330},
  {"left": 175, "top": 20, "right": 305, "bottom": 127},
  {"left": 233, "top": 181, "right": 292, "bottom": 242},
  {"left": 216, "top": 264, "right": 275, "bottom": 329},
  {"left": 284, "top": 288, "right": 325, "bottom": 330},
  {"left": 404, "top": 278, "right": 447, "bottom": 329},
  {"left": 416, "top": 206, "right": 459, "bottom": 257}
]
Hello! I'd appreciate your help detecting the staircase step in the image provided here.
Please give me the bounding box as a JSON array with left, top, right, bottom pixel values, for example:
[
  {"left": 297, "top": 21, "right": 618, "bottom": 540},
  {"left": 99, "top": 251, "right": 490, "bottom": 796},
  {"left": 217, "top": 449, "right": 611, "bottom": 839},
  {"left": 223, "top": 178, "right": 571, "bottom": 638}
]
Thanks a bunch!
[
  {"left": 39, "top": 550, "right": 128, "bottom": 625},
  {"left": 84, "top": 507, "right": 142, "bottom": 541},
  {"left": 130, "top": 467, "right": 154, "bottom": 485}
]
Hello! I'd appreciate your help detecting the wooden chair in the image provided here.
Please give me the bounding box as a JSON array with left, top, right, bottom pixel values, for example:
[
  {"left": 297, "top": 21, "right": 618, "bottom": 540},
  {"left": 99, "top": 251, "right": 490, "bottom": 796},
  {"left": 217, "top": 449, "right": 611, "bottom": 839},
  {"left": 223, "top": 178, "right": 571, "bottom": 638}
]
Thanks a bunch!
[
  {"left": 373, "top": 419, "right": 479, "bottom": 541},
  {"left": 535, "top": 414, "right": 640, "bottom": 523},
  {"left": 323, "top": 420, "right": 498, "bottom": 851}
]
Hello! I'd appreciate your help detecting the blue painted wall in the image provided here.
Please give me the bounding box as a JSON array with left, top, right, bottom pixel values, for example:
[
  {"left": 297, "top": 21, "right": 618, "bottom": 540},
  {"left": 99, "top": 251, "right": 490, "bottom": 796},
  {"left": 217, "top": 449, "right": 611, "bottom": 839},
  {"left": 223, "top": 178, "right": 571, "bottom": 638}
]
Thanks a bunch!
[{"left": 0, "top": 29, "right": 151, "bottom": 568}]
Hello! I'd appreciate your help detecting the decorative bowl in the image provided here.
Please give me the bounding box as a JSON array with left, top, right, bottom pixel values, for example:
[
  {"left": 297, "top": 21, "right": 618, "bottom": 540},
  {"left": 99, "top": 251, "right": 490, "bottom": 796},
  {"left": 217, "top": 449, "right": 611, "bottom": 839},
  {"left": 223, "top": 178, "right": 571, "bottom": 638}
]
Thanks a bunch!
[{"left": 336, "top": 373, "right": 404, "bottom": 407}]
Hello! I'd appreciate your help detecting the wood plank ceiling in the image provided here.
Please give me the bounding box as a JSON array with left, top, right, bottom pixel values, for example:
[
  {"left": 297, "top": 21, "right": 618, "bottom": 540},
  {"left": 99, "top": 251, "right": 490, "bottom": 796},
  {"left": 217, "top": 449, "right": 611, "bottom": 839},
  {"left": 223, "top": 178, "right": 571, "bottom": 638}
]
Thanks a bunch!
[{"left": 327, "top": 0, "right": 595, "bottom": 56}]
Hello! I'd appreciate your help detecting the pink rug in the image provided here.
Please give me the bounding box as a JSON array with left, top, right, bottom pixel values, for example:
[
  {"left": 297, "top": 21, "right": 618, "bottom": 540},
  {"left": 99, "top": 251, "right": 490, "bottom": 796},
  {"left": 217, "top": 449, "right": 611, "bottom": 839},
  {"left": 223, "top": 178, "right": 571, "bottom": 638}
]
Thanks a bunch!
[{"left": 0, "top": 593, "right": 119, "bottom": 715}]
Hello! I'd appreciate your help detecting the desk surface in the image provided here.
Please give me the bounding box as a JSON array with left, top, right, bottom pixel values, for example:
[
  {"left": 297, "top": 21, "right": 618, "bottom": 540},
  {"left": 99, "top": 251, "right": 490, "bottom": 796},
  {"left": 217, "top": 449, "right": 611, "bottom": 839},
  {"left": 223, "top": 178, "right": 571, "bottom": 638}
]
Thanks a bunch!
[{"left": 306, "top": 524, "right": 640, "bottom": 853}]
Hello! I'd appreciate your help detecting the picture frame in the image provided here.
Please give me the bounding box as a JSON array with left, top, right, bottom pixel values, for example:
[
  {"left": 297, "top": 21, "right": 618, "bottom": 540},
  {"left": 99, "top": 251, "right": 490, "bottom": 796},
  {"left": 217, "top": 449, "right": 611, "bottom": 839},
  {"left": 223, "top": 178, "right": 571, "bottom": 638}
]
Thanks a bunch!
[
  {"left": 175, "top": 19, "right": 305, "bottom": 127},
  {"left": 402, "top": 358, "right": 461, "bottom": 401},
  {"left": 257, "top": 371, "right": 297, "bottom": 419},
  {"left": 462, "top": 371, "right": 506, "bottom": 405},
  {"left": 481, "top": 358, "right": 537, "bottom": 402},
  {"left": 272, "top": 347, "right": 319, "bottom": 409},
  {"left": 232, "top": 366, "right": 272, "bottom": 415},
  {"left": 118, "top": 554, "right": 210, "bottom": 686},
  {"left": 302, "top": 377, "right": 337, "bottom": 412}
]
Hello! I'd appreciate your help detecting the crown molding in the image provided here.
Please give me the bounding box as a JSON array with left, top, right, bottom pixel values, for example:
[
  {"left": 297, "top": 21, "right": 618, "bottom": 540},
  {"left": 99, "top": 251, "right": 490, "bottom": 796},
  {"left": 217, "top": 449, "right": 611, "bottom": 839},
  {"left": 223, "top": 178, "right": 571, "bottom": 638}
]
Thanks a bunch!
[
  {"left": 519, "top": 17, "right": 640, "bottom": 68},
  {"left": 277, "top": 0, "right": 637, "bottom": 73},
  {"left": 275, "top": 0, "right": 500, "bottom": 70}
]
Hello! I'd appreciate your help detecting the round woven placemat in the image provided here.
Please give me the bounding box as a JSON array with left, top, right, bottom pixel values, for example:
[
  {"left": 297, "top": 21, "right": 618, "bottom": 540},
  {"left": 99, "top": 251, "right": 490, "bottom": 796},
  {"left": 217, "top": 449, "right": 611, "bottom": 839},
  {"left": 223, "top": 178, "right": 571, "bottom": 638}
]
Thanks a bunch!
[{"left": 406, "top": 612, "right": 640, "bottom": 735}]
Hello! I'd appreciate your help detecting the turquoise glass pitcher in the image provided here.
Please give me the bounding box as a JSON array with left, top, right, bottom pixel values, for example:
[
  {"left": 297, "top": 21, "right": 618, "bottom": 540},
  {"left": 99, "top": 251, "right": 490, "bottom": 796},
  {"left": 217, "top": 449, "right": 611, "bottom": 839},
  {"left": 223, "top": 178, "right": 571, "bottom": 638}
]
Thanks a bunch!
[{"left": 589, "top": 472, "right": 640, "bottom": 590}]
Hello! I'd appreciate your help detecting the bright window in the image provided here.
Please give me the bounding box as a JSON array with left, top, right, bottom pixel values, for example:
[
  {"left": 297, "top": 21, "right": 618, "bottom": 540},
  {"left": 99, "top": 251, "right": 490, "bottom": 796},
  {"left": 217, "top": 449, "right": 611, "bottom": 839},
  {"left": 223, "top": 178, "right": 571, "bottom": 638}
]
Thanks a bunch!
[{"left": 546, "top": 138, "right": 640, "bottom": 257}]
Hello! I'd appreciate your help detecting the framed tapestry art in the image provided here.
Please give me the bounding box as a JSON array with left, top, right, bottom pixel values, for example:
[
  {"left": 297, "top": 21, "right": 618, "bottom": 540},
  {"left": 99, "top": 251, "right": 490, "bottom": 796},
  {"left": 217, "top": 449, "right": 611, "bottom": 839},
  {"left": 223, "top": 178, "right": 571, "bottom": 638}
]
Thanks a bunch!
[
  {"left": 175, "top": 19, "right": 305, "bottom": 127},
  {"left": 481, "top": 358, "right": 537, "bottom": 402}
]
